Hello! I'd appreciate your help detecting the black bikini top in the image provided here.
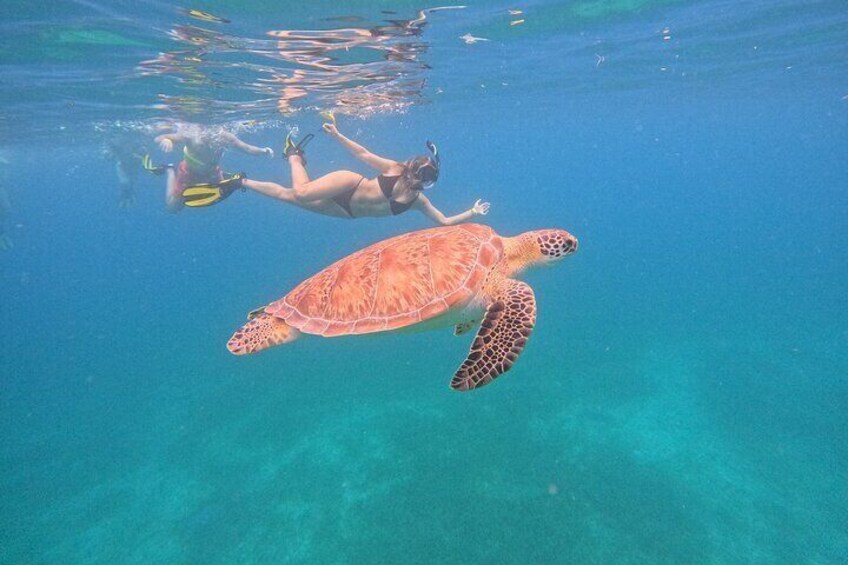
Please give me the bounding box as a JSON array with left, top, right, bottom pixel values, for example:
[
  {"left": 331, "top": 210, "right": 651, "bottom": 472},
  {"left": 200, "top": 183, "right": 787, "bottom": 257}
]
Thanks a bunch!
[{"left": 378, "top": 174, "right": 418, "bottom": 215}]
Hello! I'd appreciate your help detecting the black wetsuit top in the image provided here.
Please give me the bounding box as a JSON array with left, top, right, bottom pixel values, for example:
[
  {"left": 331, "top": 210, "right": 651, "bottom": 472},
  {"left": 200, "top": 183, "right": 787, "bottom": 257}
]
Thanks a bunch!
[{"left": 332, "top": 174, "right": 418, "bottom": 217}]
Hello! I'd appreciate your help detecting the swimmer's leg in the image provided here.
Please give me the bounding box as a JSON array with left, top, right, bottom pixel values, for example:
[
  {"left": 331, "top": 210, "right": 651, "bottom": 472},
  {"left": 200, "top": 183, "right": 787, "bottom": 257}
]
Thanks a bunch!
[
  {"left": 287, "top": 156, "right": 362, "bottom": 203},
  {"left": 116, "top": 161, "right": 131, "bottom": 186},
  {"left": 165, "top": 168, "right": 182, "bottom": 213},
  {"left": 287, "top": 154, "right": 310, "bottom": 187},
  {"left": 116, "top": 161, "right": 136, "bottom": 209},
  {"left": 242, "top": 178, "right": 350, "bottom": 219}
]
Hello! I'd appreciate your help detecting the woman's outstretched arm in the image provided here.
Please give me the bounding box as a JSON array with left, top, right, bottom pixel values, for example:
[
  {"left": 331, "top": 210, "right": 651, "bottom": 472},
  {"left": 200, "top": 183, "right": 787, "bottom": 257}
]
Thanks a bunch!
[
  {"left": 323, "top": 123, "right": 403, "bottom": 174},
  {"left": 414, "top": 194, "right": 490, "bottom": 226},
  {"left": 221, "top": 132, "right": 274, "bottom": 158}
]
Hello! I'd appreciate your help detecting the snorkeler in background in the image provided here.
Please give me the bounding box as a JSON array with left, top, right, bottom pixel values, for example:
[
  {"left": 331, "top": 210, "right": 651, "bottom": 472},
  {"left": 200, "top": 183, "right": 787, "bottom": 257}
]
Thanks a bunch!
[
  {"left": 103, "top": 137, "right": 148, "bottom": 209},
  {"left": 0, "top": 186, "right": 10, "bottom": 252},
  {"left": 144, "top": 123, "right": 274, "bottom": 212},
  {"left": 232, "top": 119, "right": 490, "bottom": 224},
  {"left": 0, "top": 152, "right": 12, "bottom": 251}
]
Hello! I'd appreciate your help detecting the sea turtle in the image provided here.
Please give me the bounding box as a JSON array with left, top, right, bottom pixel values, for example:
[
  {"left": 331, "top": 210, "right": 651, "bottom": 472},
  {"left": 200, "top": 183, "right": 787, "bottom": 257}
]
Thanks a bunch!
[{"left": 227, "top": 223, "right": 578, "bottom": 390}]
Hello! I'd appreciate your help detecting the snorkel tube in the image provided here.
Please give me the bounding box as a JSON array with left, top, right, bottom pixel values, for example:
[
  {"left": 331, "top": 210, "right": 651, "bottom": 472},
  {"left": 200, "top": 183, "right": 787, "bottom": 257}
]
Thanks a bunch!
[
  {"left": 403, "top": 141, "right": 441, "bottom": 190},
  {"left": 426, "top": 140, "right": 439, "bottom": 166},
  {"left": 412, "top": 140, "right": 439, "bottom": 188}
]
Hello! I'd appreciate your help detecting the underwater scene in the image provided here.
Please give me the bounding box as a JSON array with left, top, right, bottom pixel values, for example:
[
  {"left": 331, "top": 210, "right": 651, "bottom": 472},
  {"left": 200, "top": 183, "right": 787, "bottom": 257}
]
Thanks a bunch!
[{"left": 1, "top": 0, "right": 846, "bottom": 562}]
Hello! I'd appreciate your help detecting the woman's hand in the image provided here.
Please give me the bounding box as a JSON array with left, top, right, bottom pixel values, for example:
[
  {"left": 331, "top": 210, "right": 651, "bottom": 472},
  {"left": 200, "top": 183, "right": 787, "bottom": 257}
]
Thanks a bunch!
[
  {"left": 158, "top": 138, "right": 174, "bottom": 152},
  {"left": 322, "top": 122, "right": 340, "bottom": 138},
  {"left": 262, "top": 147, "right": 275, "bottom": 158},
  {"left": 472, "top": 199, "right": 490, "bottom": 216}
]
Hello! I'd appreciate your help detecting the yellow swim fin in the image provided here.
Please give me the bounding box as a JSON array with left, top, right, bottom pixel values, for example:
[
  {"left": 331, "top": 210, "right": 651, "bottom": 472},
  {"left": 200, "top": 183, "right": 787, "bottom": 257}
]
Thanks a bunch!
[
  {"left": 182, "top": 185, "right": 223, "bottom": 207},
  {"left": 282, "top": 132, "right": 314, "bottom": 162},
  {"left": 181, "top": 173, "right": 245, "bottom": 208},
  {"left": 181, "top": 8, "right": 230, "bottom": 23}
]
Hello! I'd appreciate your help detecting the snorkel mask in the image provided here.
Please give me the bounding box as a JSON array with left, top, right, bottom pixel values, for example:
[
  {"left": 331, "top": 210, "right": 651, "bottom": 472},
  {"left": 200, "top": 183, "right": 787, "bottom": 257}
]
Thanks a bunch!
[{"left": 412, "top": 140, "right": 440, "bottom": 189}]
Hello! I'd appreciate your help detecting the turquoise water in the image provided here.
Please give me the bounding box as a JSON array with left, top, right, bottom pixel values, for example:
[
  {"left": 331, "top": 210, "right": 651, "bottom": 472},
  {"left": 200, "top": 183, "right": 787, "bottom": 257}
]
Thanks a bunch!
[{"left": 2, "top": 1, "right": 847, "bottom": 563}]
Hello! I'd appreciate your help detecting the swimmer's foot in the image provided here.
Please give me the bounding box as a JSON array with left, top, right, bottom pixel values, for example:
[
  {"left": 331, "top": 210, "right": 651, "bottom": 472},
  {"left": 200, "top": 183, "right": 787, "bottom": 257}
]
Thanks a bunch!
[
  {"left": 142, "top": 154, "right": 174, "bottom": 176},
  {"left": 0, "top": 232, "right": 12, "bottom": 252},
  {"left": 283, "top": 132, "right": 314, "bottom": 165},
  {"left": 118, "top": 186, "right": 136, "bottom": 209}
]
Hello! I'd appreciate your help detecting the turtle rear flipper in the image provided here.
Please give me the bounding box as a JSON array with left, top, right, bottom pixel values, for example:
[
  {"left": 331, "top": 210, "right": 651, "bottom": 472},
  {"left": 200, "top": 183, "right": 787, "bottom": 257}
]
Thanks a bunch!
[
  {"left": 228, "top": 312, "right": 300, "bottom": 355},
  {"left": 450, "top": 280, "right": 536, "bottom": 391},
  {"left": 246, "top": 306, "right": 266, "bottom": 320}
]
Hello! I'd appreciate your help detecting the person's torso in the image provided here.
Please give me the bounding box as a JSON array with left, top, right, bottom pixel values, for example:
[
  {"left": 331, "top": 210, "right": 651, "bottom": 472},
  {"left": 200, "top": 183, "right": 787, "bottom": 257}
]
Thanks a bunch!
[
  {"left": 346, "top": 176, "right": 418, "bottom": 217},
  {"left": 183, "top": 140, "right": 224, "bottom": 176}
]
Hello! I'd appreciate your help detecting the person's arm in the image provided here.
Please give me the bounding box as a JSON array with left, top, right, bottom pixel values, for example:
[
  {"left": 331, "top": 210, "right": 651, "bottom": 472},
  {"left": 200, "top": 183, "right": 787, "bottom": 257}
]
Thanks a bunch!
[
  {"left": 154, "top": 132, "right": 186, "bottom": 153},
  {"left": 322, "top": 123, "right": 403, "bottom": 174},
  {"left": 414, "top": 194, "right": 490, "bottom": 226},
  {"left": 0, "top": 185, "right": 10, "bottom": 220},
  {"left": 222, "top": 132, "right": 274, "bottom": 158},
  {"left": 0, "top": 186, "right": 12, "bottom": 251}
]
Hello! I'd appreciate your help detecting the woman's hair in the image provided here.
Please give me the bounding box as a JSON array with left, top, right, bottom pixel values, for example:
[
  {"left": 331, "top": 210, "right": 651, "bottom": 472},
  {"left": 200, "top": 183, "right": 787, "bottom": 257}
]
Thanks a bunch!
[
  {"left": 403, "top": 155, "right": 439, "bottom": 187},
  {"left": 392, "top": 141, "right": 440, "bottom": 201}
]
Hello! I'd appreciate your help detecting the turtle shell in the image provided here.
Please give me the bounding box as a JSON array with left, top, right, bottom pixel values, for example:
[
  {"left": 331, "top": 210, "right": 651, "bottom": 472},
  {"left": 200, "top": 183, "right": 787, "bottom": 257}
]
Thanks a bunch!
[{"left": 264, "top": 224, "right": 503, "bottom": 337}]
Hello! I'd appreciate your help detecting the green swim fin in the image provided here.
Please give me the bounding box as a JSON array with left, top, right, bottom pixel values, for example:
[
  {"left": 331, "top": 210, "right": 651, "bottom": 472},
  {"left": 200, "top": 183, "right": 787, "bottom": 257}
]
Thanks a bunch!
[
  {"left": 282, "top": 132, "right": 314, "bottom": 163},
  {"left": 142, "top": 154, "right": 173, "bottom": 176}
]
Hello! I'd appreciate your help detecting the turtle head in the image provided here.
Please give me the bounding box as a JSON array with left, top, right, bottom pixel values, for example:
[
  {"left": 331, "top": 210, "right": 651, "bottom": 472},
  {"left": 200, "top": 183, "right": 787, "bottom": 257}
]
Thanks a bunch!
[
  {"left": 534, "top": 229, "right": 578, "bottom": 262},
  {"left": 504, "top": 229, "right": 577, "bottom": 273}
]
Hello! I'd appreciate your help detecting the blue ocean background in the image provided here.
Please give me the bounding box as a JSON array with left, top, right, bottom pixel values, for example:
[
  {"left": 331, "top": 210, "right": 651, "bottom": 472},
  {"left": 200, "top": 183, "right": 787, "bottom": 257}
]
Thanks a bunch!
[{"left": 1, "top": 1, "right": 847, "bottom": 562}]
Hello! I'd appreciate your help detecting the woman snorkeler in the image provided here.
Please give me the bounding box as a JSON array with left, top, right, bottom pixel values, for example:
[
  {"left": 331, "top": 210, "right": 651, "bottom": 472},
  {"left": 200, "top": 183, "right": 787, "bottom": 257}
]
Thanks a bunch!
[{"left": 236, "top": 120, "right": 490, "bottom": 224}]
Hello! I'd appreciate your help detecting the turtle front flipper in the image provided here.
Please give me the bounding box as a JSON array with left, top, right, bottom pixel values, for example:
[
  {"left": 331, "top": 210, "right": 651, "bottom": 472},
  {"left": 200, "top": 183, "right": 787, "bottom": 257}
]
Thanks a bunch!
[{"left": 451, "top": 279, "right": 536, "bottom": 391}]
